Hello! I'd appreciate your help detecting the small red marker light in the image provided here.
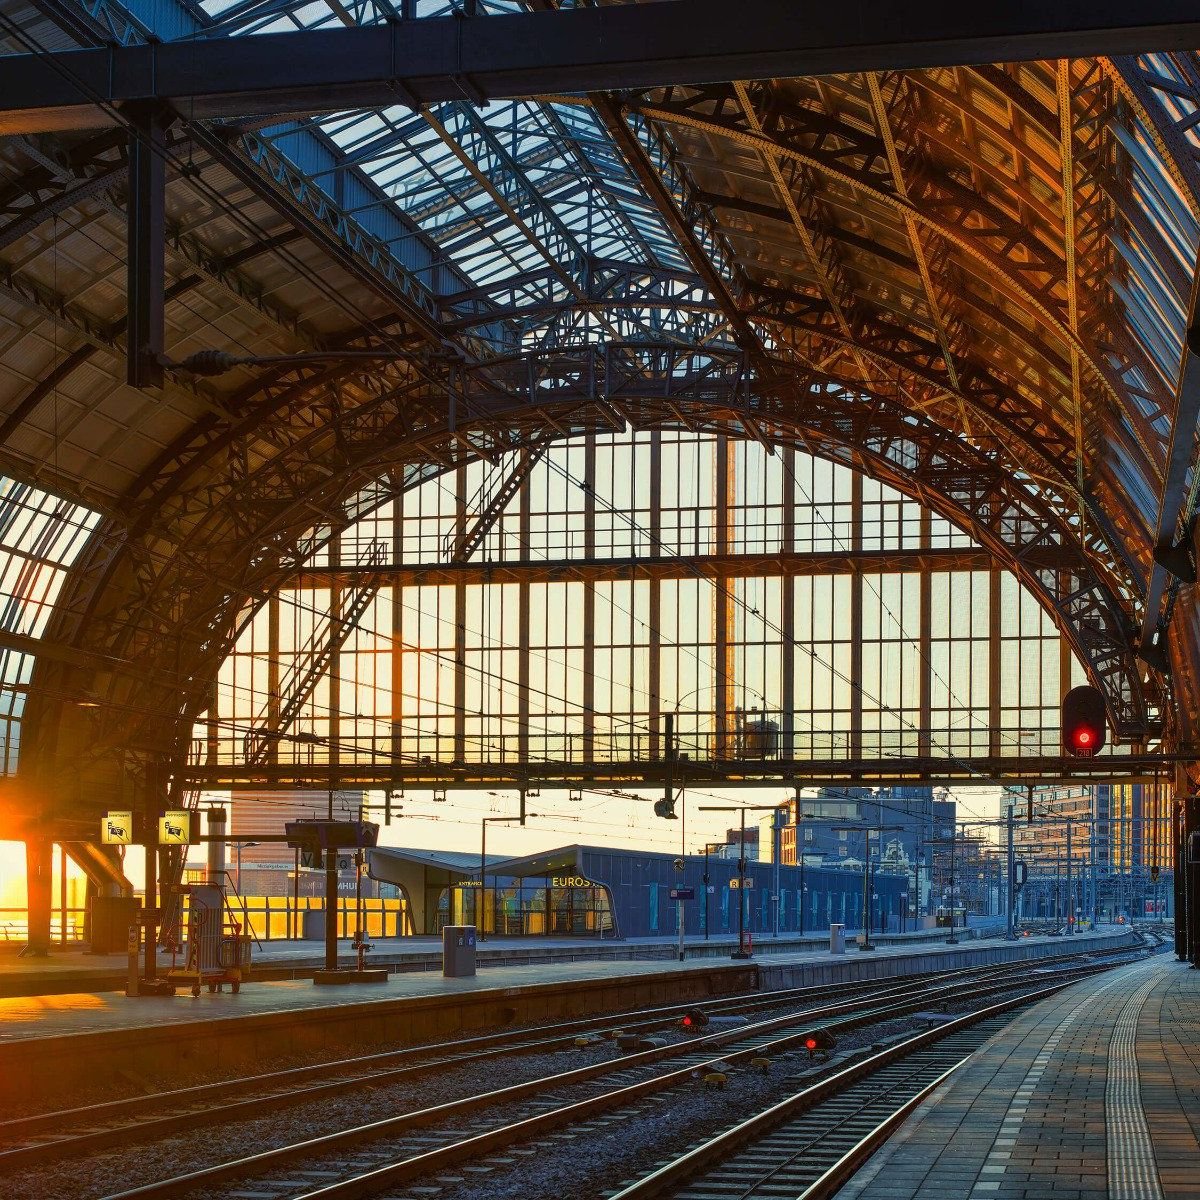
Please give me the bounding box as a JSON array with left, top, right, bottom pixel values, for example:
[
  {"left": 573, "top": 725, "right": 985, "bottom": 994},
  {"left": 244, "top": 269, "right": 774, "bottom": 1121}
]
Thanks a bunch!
[
  {"left": 682, "top": 1016, "right": 692, "bottom": 1027},
  {"left": 805, "top": 1037, "right": 818, "bottom": 1051}
]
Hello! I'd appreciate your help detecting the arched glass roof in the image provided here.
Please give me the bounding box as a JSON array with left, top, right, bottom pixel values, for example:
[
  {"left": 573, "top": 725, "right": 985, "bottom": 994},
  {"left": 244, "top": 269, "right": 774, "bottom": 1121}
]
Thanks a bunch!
[{"left": 1, "top": 0, "right": 1199, "bottom": 831}]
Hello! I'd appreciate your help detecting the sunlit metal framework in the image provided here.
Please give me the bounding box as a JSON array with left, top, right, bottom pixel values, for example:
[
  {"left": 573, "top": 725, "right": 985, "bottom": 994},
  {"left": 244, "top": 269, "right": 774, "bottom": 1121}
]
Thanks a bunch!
[
  {"left": 206, "top": 430, "right": 1092, "bottom": 778},
  {"left": 0, "top": 3, "right": 1199, "bottom": 859}
]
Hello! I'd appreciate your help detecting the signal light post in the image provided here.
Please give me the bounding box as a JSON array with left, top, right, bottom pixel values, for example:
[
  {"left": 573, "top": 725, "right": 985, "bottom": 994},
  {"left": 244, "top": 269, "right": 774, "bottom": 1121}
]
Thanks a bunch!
[
  {"left": 699, "top": 802, "right": 781, "bottom": 959},
  {"left": 832, "top": 823, "right": 903, "bottom": 950}
]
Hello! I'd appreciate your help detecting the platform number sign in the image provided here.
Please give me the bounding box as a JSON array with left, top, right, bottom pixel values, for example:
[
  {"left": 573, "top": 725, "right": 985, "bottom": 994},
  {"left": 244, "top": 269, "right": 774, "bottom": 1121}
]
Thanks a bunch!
[{"left": 102, "top": 810, "right": 134, "bottom": 844}]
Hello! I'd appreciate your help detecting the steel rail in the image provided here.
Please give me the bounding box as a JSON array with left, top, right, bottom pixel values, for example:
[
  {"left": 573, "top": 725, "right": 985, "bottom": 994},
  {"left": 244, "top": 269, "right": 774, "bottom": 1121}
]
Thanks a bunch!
[
  {"left": 0, "top": 972, "right": 928, "bottom": 1167},
  {"left": 93, "top": 953, "right": 1136, "bottom": 1200},
  {"left": 288, "top": 961, "right": 1132, "bottom": 1200},
  {"left": 96, "top": 978, "right": 954, "bottom": 1200},
  {"left": 606, "top": 975, "right": 1122, "bottom": 1199},
  {"left": 1, "top": 949, "right": 1088, "bottom": 1166}
]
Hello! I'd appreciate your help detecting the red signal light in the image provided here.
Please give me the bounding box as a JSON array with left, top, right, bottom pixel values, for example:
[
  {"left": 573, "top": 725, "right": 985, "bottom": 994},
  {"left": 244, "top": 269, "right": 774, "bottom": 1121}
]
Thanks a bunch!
[
  {"left": 1062, "top": 685, "right": 1105, "bottom": 758},
  {"left": 682, "top": 1016, "right": 692, "bottom": 1027},
  {"left": 804, "top": 1037, "right": 818, "bottom": 1051}
]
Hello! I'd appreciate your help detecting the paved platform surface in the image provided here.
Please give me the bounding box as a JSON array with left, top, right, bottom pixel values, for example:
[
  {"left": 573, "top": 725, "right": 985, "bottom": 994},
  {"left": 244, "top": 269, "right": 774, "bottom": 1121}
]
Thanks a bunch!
[
  {"left": 0, "top": 925, "right": 980, "bottom": 997},
  {"left": 836, "top": 950, "right": 1198, "bottom": 1200},
  {"left": 0, "top": 929, "right": 1127, "bottom": 1045}
]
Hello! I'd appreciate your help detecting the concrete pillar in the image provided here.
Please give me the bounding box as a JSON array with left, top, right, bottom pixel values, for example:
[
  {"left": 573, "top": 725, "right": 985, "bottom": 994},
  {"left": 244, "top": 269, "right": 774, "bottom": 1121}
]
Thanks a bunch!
[
  {"left": 23, "top": 838, "right": 53, "bottom": 956},
  {"left": 206, "top": 807, "right": 227, "bottom": 884}
]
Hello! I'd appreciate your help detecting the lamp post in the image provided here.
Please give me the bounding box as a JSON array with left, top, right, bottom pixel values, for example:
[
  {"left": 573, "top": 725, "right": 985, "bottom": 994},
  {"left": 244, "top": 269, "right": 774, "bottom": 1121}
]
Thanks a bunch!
[
  {"left": 702, "top": 842, "right": 724, "bottom": 941},
  {"left": 831, "top": 824, "right": 904, "bottom": 950},
  {"left": 480, "top": 803, "right": 533, "bottom": 941},
  {"left": 698, "top": 802, "right": 781, "bottom": 958},
  {"left": 234, "top": 841, "right": 258, "bottom": 895}
]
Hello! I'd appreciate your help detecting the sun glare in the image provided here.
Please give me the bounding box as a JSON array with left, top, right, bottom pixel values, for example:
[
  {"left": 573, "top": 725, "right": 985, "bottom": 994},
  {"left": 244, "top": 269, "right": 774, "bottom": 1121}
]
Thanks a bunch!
[{"left": 0, "top": 841, "right": 26, "bottom": 909}]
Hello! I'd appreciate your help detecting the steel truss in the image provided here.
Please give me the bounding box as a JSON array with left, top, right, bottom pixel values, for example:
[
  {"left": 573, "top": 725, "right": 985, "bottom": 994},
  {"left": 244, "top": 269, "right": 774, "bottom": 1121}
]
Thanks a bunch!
[
  {"left": 10, "top": 1, "right": 1200, "bottom": 131},
  {"left": 3, "top": 0, "right": 1200, "bottom": 844},
  {"left": 28, "top": 344, "right": 1155, "bottom": 826},
  {"left": 177, "top": 753, "right": 1186, "bottom": 794}
]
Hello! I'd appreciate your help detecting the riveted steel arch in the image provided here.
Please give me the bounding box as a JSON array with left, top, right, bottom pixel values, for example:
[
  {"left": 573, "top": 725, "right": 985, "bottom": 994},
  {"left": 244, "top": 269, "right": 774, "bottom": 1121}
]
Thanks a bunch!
[{"left": 20, "top": 345, "right": 1158, "bottom": 824}]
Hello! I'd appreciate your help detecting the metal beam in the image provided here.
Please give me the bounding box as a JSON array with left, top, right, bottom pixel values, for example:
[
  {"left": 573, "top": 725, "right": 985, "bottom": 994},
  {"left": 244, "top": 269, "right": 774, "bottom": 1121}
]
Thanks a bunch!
[
  {"left": 125, "top": 104, "right": 165, "bottom": 389},
  {"left": 10, "top": 1, "right": 1200, "bottom": 133},
  {"left": 177, "top": 752, "right": 1196, "bottom": 792},
  {"left": 1140, "top": 269, "right": 1200, "bottom": 655},
  {"left": 296, "top": 545, "right": 995, "bottom": 589}
]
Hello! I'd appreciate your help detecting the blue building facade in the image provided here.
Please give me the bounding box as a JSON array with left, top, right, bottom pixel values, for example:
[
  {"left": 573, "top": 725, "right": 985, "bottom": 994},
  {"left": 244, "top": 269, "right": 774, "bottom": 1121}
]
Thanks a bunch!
[{"left": 484, "top": 844, "right": 909, "bottom": 940}]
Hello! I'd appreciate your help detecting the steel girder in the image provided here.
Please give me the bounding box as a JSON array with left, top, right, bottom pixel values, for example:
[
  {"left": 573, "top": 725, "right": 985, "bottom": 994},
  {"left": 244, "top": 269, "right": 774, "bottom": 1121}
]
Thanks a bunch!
[
  {"left": 11, "top": 0, "right": 1200, "bottom": 132},
  {"left": 297, "top": 545, "right": 996, "bottom": 590},
  {"left": 177, "top": 753, "right": 1185, "bottom": 793},
  {"left": 594, "top": 90, "right": 1153, "bottom": 598}
]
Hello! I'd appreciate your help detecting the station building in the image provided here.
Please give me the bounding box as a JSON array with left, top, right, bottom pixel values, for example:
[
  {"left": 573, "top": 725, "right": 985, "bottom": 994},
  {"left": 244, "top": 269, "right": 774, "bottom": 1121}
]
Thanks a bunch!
[{"left": 368, "top": 843, "right": 908, "bottom": 940}]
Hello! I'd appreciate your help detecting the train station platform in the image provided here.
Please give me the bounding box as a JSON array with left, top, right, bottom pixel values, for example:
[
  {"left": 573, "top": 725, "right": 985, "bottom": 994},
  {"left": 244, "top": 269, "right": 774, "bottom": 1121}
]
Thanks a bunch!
[
  {"left": 0, "top": 923, "right": 1001, "bottom": 998},
  {"left": 836, "top": 950, "right": 1196, "bottom": 1200},
  {"left": 0, "top": 926, "right": 1137, "bottom": 1104}
]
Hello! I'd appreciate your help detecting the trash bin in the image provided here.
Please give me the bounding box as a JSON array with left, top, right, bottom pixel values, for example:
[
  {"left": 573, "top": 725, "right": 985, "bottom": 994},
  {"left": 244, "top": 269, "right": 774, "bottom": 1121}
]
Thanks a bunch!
[
  {"left": 829, "top": 923, "right": 845, "bottom": 955},
  {"left": 89, "top": 895, "right": 140, "bottom": 954},
  {"left": 442, "top": 924, "right": 477, "bottom": 977}
]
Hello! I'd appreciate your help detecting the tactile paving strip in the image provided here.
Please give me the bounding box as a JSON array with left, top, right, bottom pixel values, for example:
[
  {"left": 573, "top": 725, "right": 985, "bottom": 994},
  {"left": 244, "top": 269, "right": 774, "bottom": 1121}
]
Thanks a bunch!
[
  {"left": 966, "top": 966, "right": 1139, "bottom": 1199},
  {"left": 1106, "top": 972, "right": 1163, "bottom": 1200}
]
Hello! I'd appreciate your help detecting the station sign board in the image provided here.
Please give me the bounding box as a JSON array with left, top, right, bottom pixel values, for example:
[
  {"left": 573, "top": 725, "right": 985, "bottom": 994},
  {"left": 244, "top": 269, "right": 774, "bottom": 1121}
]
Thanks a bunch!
[
  {"left": 669, "top": 887, "right": 695, "bottom": 901},
  {"left": 101, "top": 810, "right": 134, "bottom": 844},
  {"left": 158, "top": 810, "right": 193, "bottom": 845},
  {"left": 551, "top": 875, "right": 599, "bottom": 888}
]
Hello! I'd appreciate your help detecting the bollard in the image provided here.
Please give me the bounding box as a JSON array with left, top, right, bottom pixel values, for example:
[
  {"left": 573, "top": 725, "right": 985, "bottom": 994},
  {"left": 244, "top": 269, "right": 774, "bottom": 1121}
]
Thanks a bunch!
[{"left": 125, "top": 922, "right": 140, "bottom": 997}]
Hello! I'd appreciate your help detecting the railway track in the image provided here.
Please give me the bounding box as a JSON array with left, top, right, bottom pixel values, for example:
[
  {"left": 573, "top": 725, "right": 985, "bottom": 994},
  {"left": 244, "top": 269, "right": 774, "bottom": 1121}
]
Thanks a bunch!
[
  {"left": 608, "top": 946, "right": 1165, "bottom": 1200},
  {"left": 83, "top": 951, "right": 1138, "bottom": 1200},
  {"left": 606, "top": 1007, "right": 1023, "bottom": 1200},
  {"left": 0, "top": 968, "right": 971, "bottom": 1170}
]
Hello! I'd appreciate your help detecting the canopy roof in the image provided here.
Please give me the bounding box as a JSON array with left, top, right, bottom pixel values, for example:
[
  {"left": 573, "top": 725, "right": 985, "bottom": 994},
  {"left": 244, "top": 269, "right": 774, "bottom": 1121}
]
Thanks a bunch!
[{"left": 1, "top": 2, "right": 1199, "bottom": 832}]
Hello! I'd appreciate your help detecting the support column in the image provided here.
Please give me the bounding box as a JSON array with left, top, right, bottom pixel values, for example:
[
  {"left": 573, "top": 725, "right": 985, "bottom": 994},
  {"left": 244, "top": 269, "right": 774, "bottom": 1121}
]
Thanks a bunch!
[
  {"left": 648, "top": 431, "right": 662, "bottom": 759},
  {"left": 206, "top": 807, "right": 227, "bottom": 884},
  {"left": 780, "top": 444, "right": 795, "bottom": 760},
  {"left": 518, "top": 448, "right": 533, "bottom": 765},
  {"left": 582, "top": 434, "right": 597, "bottom": 761},
  {"left": 715, "top": 437, "right": 735, "bottom": 758},
  {"left": 988, "top": 568, "right": 1002, "bottom": 756},
  {"left": 1175, "top": 792, "right": 1187, "bottom": 958},
  {"left": 1188, "top": 794, "right": 1200, "bottom": 967},
  {"left": 126, "top": 104, "right": 166, "bottom": 389},
  {"left": 849, "top": 472, "right": 863, "bottom": 759},
  {"left": 453, "top": 466, "right": 467, "bottom": 763},
  {"left": 267, "top": 593, "right": 280, "bottom": 767},
  {"left": 325, "top": 848, "right": 339, "bottom": 970},
  {"left": 918, "top": 509, "right": 932, "bottom": 758},
  {"left": 23, "top": 838, "right": 53, "bottom": 956},
  {"left": 143, "top": 763, "right": 161, "bottom": 981},
  {"left": 327, "top": 533, "right": 342, "bottom": 774}
]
